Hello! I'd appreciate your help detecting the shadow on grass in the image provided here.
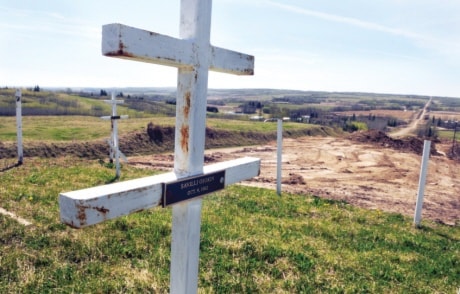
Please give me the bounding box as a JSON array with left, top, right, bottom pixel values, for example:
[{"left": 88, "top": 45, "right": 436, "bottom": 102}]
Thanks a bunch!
[
  {"left": 418, "top": 224, "right": 460, "bottom": 242},
  {"left": 0, "top": 161, "right": 22, "bottom": 173},
  {"left": 105, "top": 175, "right": 120, "bottom": 184}
]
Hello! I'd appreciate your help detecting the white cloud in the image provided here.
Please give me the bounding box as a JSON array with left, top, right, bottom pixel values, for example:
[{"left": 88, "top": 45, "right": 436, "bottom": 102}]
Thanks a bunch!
[
  {"left": 265, "top": 1, "right": 460, "bottom": 62},
  {"left": 0, "top": 5, "right": 99, "bottom": 40}
]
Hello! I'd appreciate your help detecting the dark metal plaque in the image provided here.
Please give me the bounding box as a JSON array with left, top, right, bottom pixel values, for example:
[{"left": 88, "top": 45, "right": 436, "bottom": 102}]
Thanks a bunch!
[{"left": 163, "top": 170, "right": 226, "bottom": 207}]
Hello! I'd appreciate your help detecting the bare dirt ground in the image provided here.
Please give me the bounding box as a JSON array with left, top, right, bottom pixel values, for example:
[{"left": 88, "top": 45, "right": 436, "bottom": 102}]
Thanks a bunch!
[{"left": 129, "top": 133, "right": 459, "bottom": 226}]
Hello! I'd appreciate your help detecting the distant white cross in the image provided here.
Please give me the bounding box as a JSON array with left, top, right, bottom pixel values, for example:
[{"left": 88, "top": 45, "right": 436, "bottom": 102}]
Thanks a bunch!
[
  {"left": 15, "top": 89, "right": 23, "bottom": 164},
  {"left": 101, "top": 92, "right": 128, "bottom": 178},
  {"left": 59, "top": 0, "right": 256, "bottom": 293}
]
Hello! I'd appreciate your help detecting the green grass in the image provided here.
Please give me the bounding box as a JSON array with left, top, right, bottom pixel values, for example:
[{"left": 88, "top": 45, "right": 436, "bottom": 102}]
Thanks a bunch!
[
  {"left": 438, "top": 129, "right": 460, "bottom": 141},
  {"left": 0, "top": 116, "right": 323, "bottom": 142},
  {"left": 207, "top": 118, "right": 317, "bottom": 133},
  {"left": 0, "top": 116, "right": 173, "bottom": 142},
  {"left": 0, "top": 157, "right": 458, "bottom": 292}
]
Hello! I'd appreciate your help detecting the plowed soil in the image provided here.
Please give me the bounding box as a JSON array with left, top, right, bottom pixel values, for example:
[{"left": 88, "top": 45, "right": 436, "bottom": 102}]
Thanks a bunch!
[{"left": 130, "top": 130, "right": 459, "bottom": 226}]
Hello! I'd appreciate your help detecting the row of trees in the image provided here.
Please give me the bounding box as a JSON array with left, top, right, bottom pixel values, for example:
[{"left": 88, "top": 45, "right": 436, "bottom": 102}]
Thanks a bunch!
[
  {"left": 238, "top": 101, "right": 263, "bottom": 114},
  {"left": 99, "top": 90, "right": 125, "bottom": 97}
]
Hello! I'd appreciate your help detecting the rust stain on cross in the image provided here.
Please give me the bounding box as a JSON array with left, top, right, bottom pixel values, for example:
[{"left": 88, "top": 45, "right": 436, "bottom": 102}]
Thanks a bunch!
[
  {"left": 183, "top": 91, "right": 191, "bottom": 119},
  {"left": 76, "top": 204, "right": 89, "bottom": 227},
  {"left": 104, "top": 40, "right": 135, "bottom": 58},
  {"left": 180, "top": 124, "right": 189, "bottom": 153}
]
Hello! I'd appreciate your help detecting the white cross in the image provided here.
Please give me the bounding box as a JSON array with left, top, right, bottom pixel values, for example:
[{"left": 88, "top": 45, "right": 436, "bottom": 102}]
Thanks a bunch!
[
  {"left": 59, "top": 0, "right": 257, "bottom": 292},
  {"left": 15, "top": 89, "right": 23, "bottom": 165},
  {"left": 101, "top": 92, "right": 128, "bottom": 178}
]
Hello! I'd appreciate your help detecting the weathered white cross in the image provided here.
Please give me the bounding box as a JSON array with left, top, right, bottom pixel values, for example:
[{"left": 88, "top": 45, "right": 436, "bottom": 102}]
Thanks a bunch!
[
  {"left": 59, "top": 0, "right": 258, "bottom": 292},
  {"left": 15, "top": 89, "right": 23, "bottom": 164},
  {"left": 101, "top": 92, "right": 128, "bottom": 178}
]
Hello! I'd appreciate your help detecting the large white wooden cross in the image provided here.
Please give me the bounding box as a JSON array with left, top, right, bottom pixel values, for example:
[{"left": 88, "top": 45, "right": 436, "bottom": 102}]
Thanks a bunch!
[{"left": 59, "top": 0, "right": 257, "bottom": 292}]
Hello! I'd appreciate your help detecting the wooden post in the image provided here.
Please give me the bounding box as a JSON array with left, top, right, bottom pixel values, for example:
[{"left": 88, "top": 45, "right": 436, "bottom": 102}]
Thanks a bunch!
[
  {"left": 277, "top": 119, "right": 282, "bottom": 195},
  {"left": 414, "top": 140, "right": 431, "bottom": 227},
  {"left": 15, "top": 89, "right": 23, "bottom": 165}
]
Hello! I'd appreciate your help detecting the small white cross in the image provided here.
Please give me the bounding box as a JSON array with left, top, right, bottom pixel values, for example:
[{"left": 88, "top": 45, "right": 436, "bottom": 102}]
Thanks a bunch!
[{"left": 101, "top": 92, "right": 128, "bottom": 178}]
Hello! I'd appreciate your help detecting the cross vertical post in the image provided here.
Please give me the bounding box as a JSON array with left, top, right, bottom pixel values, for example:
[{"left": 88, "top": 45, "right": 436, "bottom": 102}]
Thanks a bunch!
[
  {"left": 15, "top": 89, "right": 23, "bottom": 165},
  {"left": 170, "top": 1, "right": 212, "bottom": 292},
  {"left": 111, "top": 92, "right": 121, "bottom": 178}
]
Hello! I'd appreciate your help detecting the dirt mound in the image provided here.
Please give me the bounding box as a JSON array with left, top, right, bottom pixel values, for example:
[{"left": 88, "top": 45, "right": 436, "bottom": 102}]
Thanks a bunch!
[
  {"left": 447, "top": 144, "right": 460, "bottom": 161},
  {"left": 283, "top": 173, "right": 306, "bottom": 185},
  {"left": 0, "top": 126, "right": 326, "bottom": 160},
  {"left": 0, "top": 130, "right": 175, "bottom": 160},
  {"left": 347, "top": 130, "right": 438, "bottom": 155},
  {"left": 0, "top": 128, "right": 441, "bottom": 162}
]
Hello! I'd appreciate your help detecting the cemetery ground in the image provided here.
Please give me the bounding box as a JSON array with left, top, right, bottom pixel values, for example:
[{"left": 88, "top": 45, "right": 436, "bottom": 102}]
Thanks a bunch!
[{"left": 0, "top": 117, "right": 459, "bottom": 292}]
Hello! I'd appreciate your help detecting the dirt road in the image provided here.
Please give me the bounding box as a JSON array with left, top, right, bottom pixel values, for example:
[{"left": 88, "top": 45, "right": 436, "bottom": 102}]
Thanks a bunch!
[
  {"left": 391, "top": 97, "right": 432, "bottom": 138},
  {"left": 130, "top": 134, "right": 459, "bottom": 226}
]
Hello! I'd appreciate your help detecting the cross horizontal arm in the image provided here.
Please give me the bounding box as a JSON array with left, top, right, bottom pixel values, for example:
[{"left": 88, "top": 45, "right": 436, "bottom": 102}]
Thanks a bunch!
[
  {"left": 102, "top": 23, "right": 254, "bottom": 75},
  {"left": 103, "top": 23, "right": 194, "bottom": 70},
  {"left": 210, "top": 46, "right": 254, "bottom": 75},
  {"left": 59, "top": 157, "right": 260, "bottom": 228},
  {"left": 100, "top": 115, "right": 129, "bottom": 120},
  {"left": 103, "top": 99, "right": 124, "bottom": 104}
]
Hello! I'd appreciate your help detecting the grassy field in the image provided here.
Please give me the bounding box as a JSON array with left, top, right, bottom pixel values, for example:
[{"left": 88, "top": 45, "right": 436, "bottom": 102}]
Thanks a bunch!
[
  {"left": 0, "top": 157, "right": 458, "bottom": 293},
  {"left": 435, "top": 129, "right": 460, "bottom": 142},
  {"left": 0, "top": 116, "right": 165, "bottom": 142},
  {"left": 438, "top": 130, "right": 456, "bottom": 140},
  {"left": 0, "top": 116, "right": 321, "bottom": 142}
]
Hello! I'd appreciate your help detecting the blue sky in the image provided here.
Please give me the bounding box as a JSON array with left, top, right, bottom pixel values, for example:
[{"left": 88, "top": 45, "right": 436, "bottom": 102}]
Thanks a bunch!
[{"left": 1, "top": 0, "right": 459, "bottom": 97}]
